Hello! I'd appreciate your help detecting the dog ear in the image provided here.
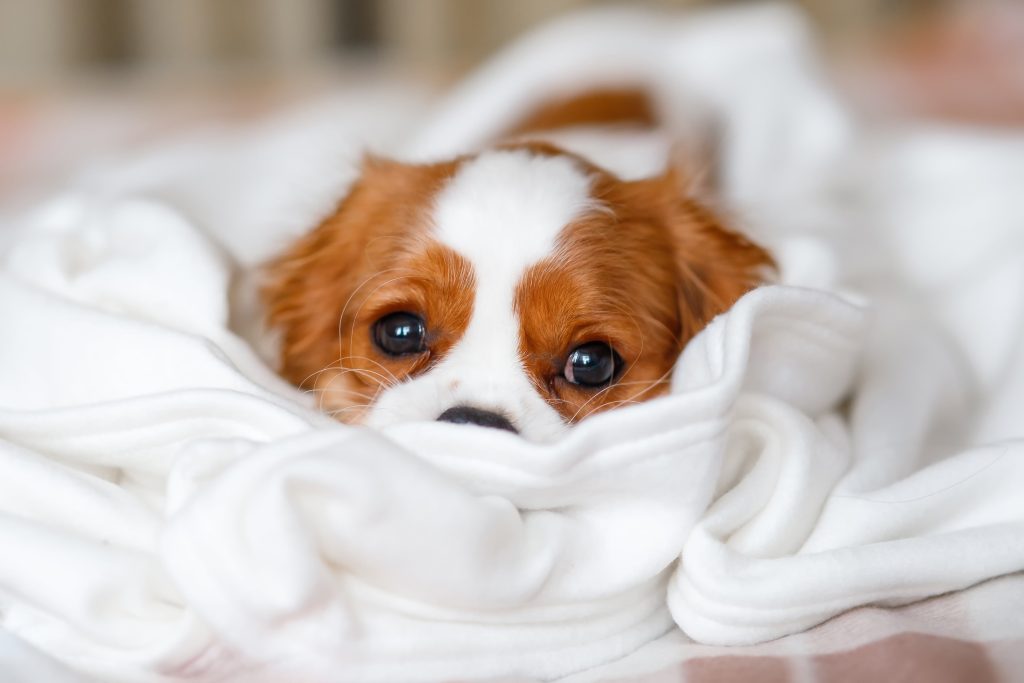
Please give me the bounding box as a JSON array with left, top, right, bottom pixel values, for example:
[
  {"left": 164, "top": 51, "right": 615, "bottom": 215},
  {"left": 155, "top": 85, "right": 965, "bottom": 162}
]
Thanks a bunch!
[
  {"left": 261, "top": 175, "right": 376, "bottom": 389},
  {"left": 655, "top": 167, "right": 774, "bottom": 341}
]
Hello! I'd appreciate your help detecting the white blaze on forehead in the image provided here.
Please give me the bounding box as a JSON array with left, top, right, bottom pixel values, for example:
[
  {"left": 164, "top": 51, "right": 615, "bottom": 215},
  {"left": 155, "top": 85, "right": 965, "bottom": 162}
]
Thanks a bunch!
[
  {"left": 432, "top": 149, "right": 596, "bottom": 330},
  {"left": 432, "top": 149, "right": 596, "bottom": 271},
  {"left": 412, "top": 148, "right": 596, "bottom": 438}
]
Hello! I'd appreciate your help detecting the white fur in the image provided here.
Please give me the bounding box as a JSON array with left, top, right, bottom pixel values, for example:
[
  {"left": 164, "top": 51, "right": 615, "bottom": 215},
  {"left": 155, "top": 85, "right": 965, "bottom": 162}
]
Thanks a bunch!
[{"left": 365, "top": 149, "right": 598, "bottom": 440}]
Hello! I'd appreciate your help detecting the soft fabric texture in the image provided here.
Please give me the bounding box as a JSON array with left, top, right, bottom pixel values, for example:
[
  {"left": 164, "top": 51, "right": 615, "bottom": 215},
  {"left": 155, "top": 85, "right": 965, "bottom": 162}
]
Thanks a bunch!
[
  {"left": 2, "top": 4, "right": 1024, "bottom": 682},
  {"left": 566, "top": 573, "right": 1024, "bottom": 683}
]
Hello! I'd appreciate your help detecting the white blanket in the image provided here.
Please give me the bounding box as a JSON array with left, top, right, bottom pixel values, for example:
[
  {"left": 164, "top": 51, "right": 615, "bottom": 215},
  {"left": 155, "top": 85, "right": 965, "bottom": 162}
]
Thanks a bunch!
[{"left": 2, "top": 4, "right": 1024, "bottom": 682}]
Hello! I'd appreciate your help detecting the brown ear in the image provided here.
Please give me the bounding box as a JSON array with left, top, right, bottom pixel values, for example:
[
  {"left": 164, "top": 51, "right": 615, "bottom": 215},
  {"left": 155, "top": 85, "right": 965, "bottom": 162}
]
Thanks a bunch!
[
  {"left": 261, "top": 182, "right": 376, "bottom": 389},
  {"left": 657, "top": 169, "right": 774, "bottom": 339},
  {"left": 262, "top": 154, "right": 462, "bottom": 390}
]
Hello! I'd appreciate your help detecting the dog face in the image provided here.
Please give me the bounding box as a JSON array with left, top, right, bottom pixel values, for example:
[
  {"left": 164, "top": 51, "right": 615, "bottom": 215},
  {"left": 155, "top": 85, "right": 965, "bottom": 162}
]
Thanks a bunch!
[{"left": 263, "top": 143, "right": 770, "bottom": 441}]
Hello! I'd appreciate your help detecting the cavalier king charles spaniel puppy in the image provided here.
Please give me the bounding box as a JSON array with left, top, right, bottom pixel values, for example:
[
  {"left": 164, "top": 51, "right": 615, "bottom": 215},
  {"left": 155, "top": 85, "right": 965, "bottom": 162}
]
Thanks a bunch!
[{"left": 262, "top": 89, "right": 772, "bottom": 441}]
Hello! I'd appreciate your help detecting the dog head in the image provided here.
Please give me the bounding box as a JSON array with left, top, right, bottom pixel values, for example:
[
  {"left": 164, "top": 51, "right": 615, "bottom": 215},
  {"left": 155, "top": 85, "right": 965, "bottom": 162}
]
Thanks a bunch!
[{"left": 263, "top": 142, "right": 770, "bottom": 441}]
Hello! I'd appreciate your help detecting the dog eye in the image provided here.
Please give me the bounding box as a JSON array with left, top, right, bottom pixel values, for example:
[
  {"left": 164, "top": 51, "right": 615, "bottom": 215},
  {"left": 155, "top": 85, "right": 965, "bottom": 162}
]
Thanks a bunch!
[
  {"left": 564, "top": 342, "right": 621, "bottom": 387},
  {"left": 373, "top": 312, "right": 427, "bottom": 356}
]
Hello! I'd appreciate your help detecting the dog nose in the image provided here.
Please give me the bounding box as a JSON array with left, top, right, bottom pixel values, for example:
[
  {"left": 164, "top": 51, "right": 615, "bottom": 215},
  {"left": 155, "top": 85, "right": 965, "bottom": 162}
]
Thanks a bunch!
[{"left": 437, "top": 406, "right": 517, "bottom": 433}]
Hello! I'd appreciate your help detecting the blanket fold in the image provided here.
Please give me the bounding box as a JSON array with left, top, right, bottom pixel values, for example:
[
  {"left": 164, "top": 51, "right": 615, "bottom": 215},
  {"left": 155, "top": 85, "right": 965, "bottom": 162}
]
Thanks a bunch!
[
  {"left": 0, "top": 188, "right": 875, "bottom": 680},
  {"left": 2, "top": 4, "right": 1024, "bottom": 682}
]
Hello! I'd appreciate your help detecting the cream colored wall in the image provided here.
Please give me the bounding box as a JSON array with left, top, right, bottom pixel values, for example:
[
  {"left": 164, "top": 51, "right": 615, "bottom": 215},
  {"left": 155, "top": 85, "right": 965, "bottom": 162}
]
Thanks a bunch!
[
  {"left": 0, "top": 0, "right": 341, "bottom": 84},
  {"left": 0, "top": 0, "right": 727, "bottom": 85},
  {"left": 0, "top": 0, "right": 954, "bottom": 86}
]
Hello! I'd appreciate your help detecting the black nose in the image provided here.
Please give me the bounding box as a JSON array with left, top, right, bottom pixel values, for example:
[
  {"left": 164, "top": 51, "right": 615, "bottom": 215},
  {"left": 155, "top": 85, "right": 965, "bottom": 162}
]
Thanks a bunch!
[{"left": 437, "top": 406, "right": 518, "bottom": 433}]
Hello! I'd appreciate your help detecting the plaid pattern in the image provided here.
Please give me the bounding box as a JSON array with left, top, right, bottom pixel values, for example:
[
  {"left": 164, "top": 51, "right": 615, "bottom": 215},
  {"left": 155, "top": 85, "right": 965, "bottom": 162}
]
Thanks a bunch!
[{"left": 568, "top": 572, "right": 1024, "bottom": 683}]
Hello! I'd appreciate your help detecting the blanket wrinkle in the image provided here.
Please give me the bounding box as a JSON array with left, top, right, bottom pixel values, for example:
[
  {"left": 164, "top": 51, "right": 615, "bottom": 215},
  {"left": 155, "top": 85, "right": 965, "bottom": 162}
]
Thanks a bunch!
[{"left": 2, "top": 3, "right": 1024, "bottom": 682}]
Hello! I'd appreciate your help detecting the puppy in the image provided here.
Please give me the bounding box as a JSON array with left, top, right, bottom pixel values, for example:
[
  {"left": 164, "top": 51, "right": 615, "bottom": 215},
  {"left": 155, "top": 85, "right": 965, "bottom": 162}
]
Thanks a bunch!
[{"left": 263, "top": 89, "right": 772, "bottom": 441}]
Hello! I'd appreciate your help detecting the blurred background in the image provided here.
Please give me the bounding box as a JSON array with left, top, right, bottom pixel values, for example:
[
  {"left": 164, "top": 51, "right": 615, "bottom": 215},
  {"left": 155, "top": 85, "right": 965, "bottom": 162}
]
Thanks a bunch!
[{"left": 2, "top": 0, "right": 1023, "bottom": 206}]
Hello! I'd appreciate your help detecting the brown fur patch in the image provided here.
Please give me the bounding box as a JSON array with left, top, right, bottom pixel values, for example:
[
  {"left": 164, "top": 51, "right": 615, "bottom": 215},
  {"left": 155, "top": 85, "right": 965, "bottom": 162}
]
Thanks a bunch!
[
  {"left": 262, "top": 155, "right": 476, "bottom": 420},
  {"left": 505, "top": 87, "right": 657, "bottom": 137},
  {"left": 515, "top": 154, "right": 772, "bottom": 423}
]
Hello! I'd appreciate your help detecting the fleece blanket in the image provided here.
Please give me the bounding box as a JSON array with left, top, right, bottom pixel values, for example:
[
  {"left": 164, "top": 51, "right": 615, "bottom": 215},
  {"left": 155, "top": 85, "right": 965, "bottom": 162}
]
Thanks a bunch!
[{"left": 2, "top": 4, "right": 1024, "bottom": 682}]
